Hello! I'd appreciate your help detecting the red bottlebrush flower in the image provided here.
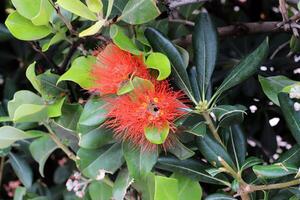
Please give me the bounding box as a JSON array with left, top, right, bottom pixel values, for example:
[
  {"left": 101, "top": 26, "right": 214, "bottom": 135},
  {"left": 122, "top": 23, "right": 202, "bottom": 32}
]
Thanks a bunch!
[
  {"left": 90, "top": 44, "right": 149, "bottom": 95},
  {"left": 106, "top": 80, "right": 188, "bottom": 151}
]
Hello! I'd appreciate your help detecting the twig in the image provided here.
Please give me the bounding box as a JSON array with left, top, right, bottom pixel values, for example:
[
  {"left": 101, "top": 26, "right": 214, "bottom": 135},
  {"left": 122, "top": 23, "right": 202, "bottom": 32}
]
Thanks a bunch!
[
  {"left": 43, "top": 122, "right": 77, "bottom": 161},
  {"left": 29, "top": 42, "right": 60, "bottom": 72},
  {"left": 168, "top": 0, "right": 209, "bottom": 8},
  {"left": 249, "top": 179, "right": 300, "bottom": 192},
  {"left": 202, "top": 112, "right": 224, "bottom": 146},
  {"left": 59, "top": 40, "right": 82, "bottom": 73},
  {"left": 0, "top": 157, "right": 4, "bottom": 187}
]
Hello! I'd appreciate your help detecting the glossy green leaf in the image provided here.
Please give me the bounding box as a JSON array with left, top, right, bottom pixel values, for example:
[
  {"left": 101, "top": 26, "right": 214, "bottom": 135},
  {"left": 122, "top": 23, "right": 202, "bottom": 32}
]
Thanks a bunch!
[
  {"left": 145, "top": 27, "right": 196, "bottom": 104},
  {"left": 58, "top": 56, "right": 96, "bottom": 88},
  {"left": 171, "top": 173, "right": 202, "bottom": 200},
  {"left": 31, "top": 0, "right": 54, "bottom": 26},
  {"left": 105, "top": 0, "right": 114, "bottom": 19},
  {"left": 188, "top": 67, "right": 201, "bottom": 102},
  {"left": 197, "top": 134, "right": 236, "bottom": 169},
  {"left": 215, "top": 38, "right": 269, "bottom": 97},
  {"left": 278, "top": 93, "right": 300, "bottom": 145},
  {"left": 185, "top": 121, "right": 206, "bottom": 136},
  {"left": 144, "top": 122, "right": 170, "bottom": 144},
  {"left": 11, "top": 0, "right": 39, "bottom": 19},
  {"left": 0, "top": 126, "right": 42, "bottom": 148},
  {"left": 123, "top": 142, "right": 158, "bottom": 179},
  {"left": 228, "top": 125, "right": 246, "bottom": 169},
  {"left": 13, "top": 104, "right": 48, "bottom": 122},
  {"left": 146, "top": 52, "right": 171, "bottom": 80},
  {"left": 57, "top": 0, "right": 97, "bottom": 21},
  {"left": 168, "top": 137, "right": 195, "bottom": 160},
  {"left": 117, "top": 80, "right": 134, "bottom": 95},
  {"left": 110, "top": 24, "right": 142, "bottom": 55},
  {"left": 89, "top": 181, "right": 112, "bottom": 200},
  {"left": 79, "top": 127, "right": 113, "bottom": 149},
  {"left": 47, "top": 97, "right": 65, "bottom": 118},
  {"left": 79, "top": 20, "right": 105, "bottom": 37},
  {"left": 193, "top": 13, "right": 217, "bottom": 96},
  {"left": 26, "top": 62, "right": 42, "bottom": 94},
  {"left": 79, "top": 143, "right": 124, "bottom": 178},
  {"left": 205, "top": 194, "right": 237, "bottom": 200},
  {"left": 259, "top": 75, "right": 297, "bottom": 106},
  {"left": 57, "top": 103, "right": 83, "bottom": 131},
  {"left": 120, "top": 0, "right": 160, "bottom": 24},
  {"left": 9, "top": 153, "right": 33, "bottom": 188},
  {"left": 29, "top": 135, "right": 58, "bottom": 177},
  {"left": 5, "top": 12, "right": 51, "bottom": 41},
  {"left": 241, "top": 157, "right": 263, "bottom": 171},
  {"left": 86, "top": 0, "right": 103, "bottom": 13},
  {"left": 156, "top": 156, "right": 230, "bottom": 186},
  {"left": 154, "top": 176, "right": 178, "bottom": 200},
  {"left": 253, "top": 164, "right": 298, "bottom": 178},
  {"left": 112, "top": 169, "right": 134, "bottom": 200},
  {"left": 278, "top": 144, "right": 300, "bottom": 166},
  {"left": 42, "top": 30, "right": 66, "bottom": 52},
  {"left": 213, "top": 105, "right": 247, "bottom": 127},
  {"left": 78, "top": 97, "right": 108, "bottom": 132}
]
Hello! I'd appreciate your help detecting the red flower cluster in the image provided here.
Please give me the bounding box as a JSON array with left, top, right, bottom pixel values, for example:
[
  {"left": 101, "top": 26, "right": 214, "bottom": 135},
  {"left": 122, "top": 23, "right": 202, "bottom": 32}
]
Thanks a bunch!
[
  {"left": 90, "top": 44, "right": 149, "bottom": 95},
  {"left": 90, "top": 44, "right": 187, "bottom": 151}
]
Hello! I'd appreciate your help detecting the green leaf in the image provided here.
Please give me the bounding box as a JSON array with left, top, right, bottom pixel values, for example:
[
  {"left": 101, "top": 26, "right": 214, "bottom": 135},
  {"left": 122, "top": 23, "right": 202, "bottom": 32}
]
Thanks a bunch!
[
  {"left": 154, "top": 176, "right": 178, "bottom": 200},
  {"left": 171, "top": 173, "right": 202, "bottom": 200},
  {"left": 168, "top": 137, "right": 195, "bottom": 160},
  {"left": 120, "top": 0, "right": 160, "bottom": 25},
  {"left": 13, "top": 104, "right": 48, "bottom": 122},
  {"left": 112, "top": 169, "right": 134, "bottom": 200},
  {"left": 156, "top": 156, "right": 229, "bottom": 185},
  {"left": 26, "top": 62, "right": 42, "bottom": 94},
  {"left": 185, "top": 121, "right": 206, "bottom": 136},
  {"left": 213, "top": 105, "right": 247, "bottom": 127},
  {"left": 188, "top": 67, "right": 201, "bottom": 102},
  {"left": 79, "top": 127, "right": 114, "bottom": 149},
  {"left": 253, "top": 164, "right": 298, "bottom": 178},
  {"left": 144, "top": 122, "right": 170, "bottom": 144},
  {"left": 145, "top": 52, "right": 171, "bottom": 80},
  {"left": 11, "top": 0, "right": 39, "bottom": 19},
  {"left": 29, "top": 135, "right": 58, "bottom": 177},
  {"left": 79, "top": 20, "right": 105, "bottom": 37},
  {"left": 5, "top": 12, "right": 51, "bottom": 41},
  {"left": 259, "top": 75, "right": 297, "bottom": 106},
  {"left": 0, "top": 116, "right": 11, "bottom": 123},
  {"left": 193, "top": 13, "right": 217, "bottom": 97},
  {"left": 197, "top": 134, "right": 236, "bottom": 169},
  {"left": 110, "top": 24, "right": 142, "bottom": 55},
  {"left": 205, "top": 194, "right": 237, "bottom": 200},
  {"left": 78, "top": 97, "right": 108, "bottom": 132},
  {"left": 145, "top": 28, "right": 196, "bottom": 104},
  {"left": 117, "top": 80, "right": 134, "bottom": 95},
  {"left": 47, "top": 97, "right": 65, "bottom": 118},
  {"left": 278, "top": 144, "right": 300, "bottom": 166},
  {"left": 78, "top": 143, "right": 124, "bottom": 178},
  {"left": 57, "top": 0, "right": 97, "bottom": 21},
  {"left": 13, "top": 187, "right": 26, "bottom": 200},
  {"left": 9, "top": 153, "right": 33, "bottom": 188},
  {"left": 278, "top": 93, "right": 300, "bottom": 145},
  {"left": 89, "top": 181, "right": 112, "bottom": 200},
  {"left": 0, "top": 126, "right": 42, "bottom": 148},
  {"left": 228, "top": 125, "right": 246, "bottom": 169},
  {"left": 123, "top": 142, "right": 158, "bottom": 179},
  {"left": 105, "top": 0, "right": 114, "bottom": 19},
  {"left": 31, "top": 0, "right": 54, "bottom": 26},
  {"left": 58, "top": 56, "right": 96, "bottom": 88},
  {"left": 86, "top": 0, "right": 103, "bottom": 13},
  {"left": 57, "top": 103, "right": 83, "bottom": 131},
  {"left": 42, "top": 30, "right": 66, "bottom": 52},
  {"left": 214, "top": 38, "right": 269, "bottom": 97},
  {"left": 241, "top": 157, "right": 263, "bottom": 171}
]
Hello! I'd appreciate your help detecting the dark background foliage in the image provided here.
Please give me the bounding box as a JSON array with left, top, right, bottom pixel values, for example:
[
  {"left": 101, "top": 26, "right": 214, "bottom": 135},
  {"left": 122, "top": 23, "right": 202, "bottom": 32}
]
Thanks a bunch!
[{"left": 1, "top": 0, "right": 300, "bottom": 199}]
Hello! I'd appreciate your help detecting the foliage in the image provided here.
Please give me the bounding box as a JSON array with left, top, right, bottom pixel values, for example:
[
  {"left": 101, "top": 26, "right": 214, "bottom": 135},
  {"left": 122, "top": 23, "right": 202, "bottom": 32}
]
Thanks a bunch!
[{"left": 0, "top": 0, "right": 300, "bottom": 200}]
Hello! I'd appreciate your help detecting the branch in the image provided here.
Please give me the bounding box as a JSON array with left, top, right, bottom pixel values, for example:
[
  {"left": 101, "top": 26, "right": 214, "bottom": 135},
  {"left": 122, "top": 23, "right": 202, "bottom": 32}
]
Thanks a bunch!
[{"left": 168, "top": 0, "right": 209, "bottom": 8}]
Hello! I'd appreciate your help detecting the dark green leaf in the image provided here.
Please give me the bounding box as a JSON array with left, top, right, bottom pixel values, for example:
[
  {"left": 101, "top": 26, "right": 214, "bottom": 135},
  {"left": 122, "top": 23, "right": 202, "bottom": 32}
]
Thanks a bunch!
[
  {"left": 29, "top": 135, "right": 58, "bottom": 177},
  {"left": 253, "top": 164, "right": 298, "bottom": 178},
  {"left": 79, "top": 127, "right": 114, "bottom": 149},
  {"left": 215, "top": 38, "right": 269, "bottom": 96},
  {"left": 156, "top": 156, "right": 230, "bottom": 186},
  {"left": 168, "top": 137, "right": 195, "bottom": 160},
  {"left": 9, "top": 153, "right": 33, "bottom": 188},
  {"left": 205, "top": 194, "right": 237, "bottom": 200},
  {"left": 193, "top": 13, "right": 217, "bottom": 97},
  {"left": 89, "top": 181, "right": 112, "bottom": 200},
  {"left": 145, "top": 27, "right": 196, "bottom": 104},
  {"left": 112, "top": 168, "right": 133, "bottom": 200},
  {"left": 213, "top": 105, "right": 247, "bottom": 127},
  {"left": 228, "top": 125, "right": 246, "bottom": 169},
  {"left": 259, "top": 75, "right": 297, "bottom": 106},
  {"left": 123, "top": 142, "right": 158, "bottom": 179},
  {"left": 278, "top": 93, "right": 300, "bottom": 145}
]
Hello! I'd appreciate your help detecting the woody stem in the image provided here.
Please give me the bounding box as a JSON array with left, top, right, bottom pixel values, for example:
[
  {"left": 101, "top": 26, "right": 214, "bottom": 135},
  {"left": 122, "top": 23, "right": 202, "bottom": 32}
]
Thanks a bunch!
[{"left": 202, "top": 111, "right": 224, "bottom": 146}]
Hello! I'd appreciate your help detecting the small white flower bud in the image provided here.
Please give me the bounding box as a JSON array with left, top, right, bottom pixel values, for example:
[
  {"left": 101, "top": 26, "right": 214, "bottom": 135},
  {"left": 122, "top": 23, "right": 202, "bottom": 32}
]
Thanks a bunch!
[
  {"left": 73, "top": 172, "right": 81, "bottom": 180},
  {"left": 75, "top": 191, "right": 85, "bottom": 198},
  {"left": 66, "top": 179, "right": 74, "bottom": 191},
  {"left": 290, "top": 85, "right": 300, "bottom": 100},
  {"left": 96, "top": 169, "right": 106, "bottom": 180}
]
